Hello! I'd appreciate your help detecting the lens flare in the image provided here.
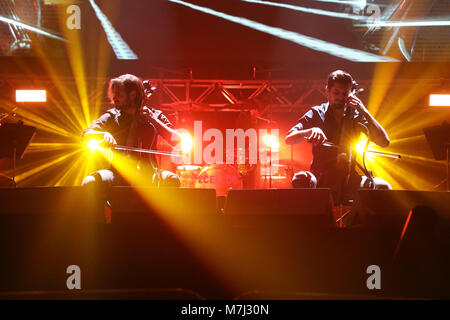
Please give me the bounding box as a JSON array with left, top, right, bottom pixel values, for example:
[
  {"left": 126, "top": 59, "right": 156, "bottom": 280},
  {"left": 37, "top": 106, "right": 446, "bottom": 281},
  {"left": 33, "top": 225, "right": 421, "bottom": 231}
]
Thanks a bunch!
[
  {"left": 262, "top": 134, "right": 280, "bottom": 150},
  {"left": 180, "top": 132, "right": 194, "bottom": 153},
  {"left": 354, "top": 138, "right": 375, "bottom": 162},
  {"left": 87, "top": 139, "right": 101, "bottom": 152}
]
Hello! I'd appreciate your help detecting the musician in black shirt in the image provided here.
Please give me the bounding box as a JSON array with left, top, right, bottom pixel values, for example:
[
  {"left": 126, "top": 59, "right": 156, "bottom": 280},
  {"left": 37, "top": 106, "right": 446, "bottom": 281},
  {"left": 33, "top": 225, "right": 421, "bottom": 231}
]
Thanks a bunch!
[
  {"left": 81, "top": 74, "right": 181, "bottom": 189},
  {"left": 285, "top": 70, "right": 391, "bottom": 202}
]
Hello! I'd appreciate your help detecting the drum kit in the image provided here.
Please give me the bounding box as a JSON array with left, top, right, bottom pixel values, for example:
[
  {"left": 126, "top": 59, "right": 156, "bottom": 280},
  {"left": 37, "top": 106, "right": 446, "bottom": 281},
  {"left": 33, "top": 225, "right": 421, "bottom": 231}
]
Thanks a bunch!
[
  {"left": 176, "top": 164, "right": 241, "bottom": 196},
  {"left": 195, "top": 164, "right": 243, "bottom": 197},
  {"left": 176, "top": 157, "right": 296, "bottom": 196}
]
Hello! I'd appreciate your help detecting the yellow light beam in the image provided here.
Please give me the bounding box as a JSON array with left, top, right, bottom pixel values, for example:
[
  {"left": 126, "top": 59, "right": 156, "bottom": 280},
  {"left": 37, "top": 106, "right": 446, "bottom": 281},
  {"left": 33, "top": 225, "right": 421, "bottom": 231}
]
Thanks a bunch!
[
  {"left": 367, "top": 63, "right": 400, "bottom": 118},
  {"left": 31, "top": 40, "right": 88, "bottom": 132},
  {"left": 381, "top": 63, "right": 442, "bottom": 128},
  {"left": 58, "top": 11, "right": 91, "bottom": 128},
  {"left": 15, "top": 148, "right": 82, "bottom": 185},
  {"left": 107, "top": 150, "right": 294, "bottom": 293}
]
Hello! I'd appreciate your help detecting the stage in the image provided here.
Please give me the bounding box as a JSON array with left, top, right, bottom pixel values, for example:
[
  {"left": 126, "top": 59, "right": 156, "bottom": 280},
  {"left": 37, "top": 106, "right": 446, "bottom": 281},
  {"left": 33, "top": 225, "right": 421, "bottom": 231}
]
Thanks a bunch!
[{"left": 0, "top": 187, "right": 449, "bottom": 300}]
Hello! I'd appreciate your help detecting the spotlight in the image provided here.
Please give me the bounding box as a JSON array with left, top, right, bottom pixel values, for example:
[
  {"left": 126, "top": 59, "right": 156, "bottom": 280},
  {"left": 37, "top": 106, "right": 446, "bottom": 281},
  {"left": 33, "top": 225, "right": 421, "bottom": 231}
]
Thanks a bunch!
[
  {"left": 180, "top": 132, "right": 193, "bottom": 153},
  {"left": 16, "top": 90, "right": 46, "bottom": 102},
  {"left": 354, "top": 138, "right": 374, "bottom": 161},
  {"left": 86, "top": 138, "right": 113, "bottom": 162},
  {"left": 355, "top": 139, "right": 367, "bottom": 155},
  {"left": 86, "top": 139, "right": 101, "bottom": 152},
  {"left": 429, "top": 94, "right": 450, "bottom": 107},
  {"left": 262, "top": 134, "right": 279, "bottom": 150}
]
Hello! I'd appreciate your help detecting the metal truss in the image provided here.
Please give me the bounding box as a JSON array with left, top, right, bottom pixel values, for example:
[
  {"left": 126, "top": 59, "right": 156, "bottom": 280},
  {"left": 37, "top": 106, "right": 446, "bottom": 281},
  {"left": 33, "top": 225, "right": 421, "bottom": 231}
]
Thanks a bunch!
[
  {"left": 1, "top": 76, "right": 445, "bottom": 112},
  {"left": 143, "top": 78, "right": 330, "bottom": 112},
  {"left": 1, "top": 76, "right": 329, "bottom": 112}
]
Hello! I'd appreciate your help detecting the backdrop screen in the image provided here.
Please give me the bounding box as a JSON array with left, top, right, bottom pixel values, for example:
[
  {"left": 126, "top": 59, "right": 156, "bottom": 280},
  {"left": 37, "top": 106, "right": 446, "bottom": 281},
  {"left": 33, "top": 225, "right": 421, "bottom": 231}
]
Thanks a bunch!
[{"left": 1, "top": 0, "right": 449, "bottom": 63}]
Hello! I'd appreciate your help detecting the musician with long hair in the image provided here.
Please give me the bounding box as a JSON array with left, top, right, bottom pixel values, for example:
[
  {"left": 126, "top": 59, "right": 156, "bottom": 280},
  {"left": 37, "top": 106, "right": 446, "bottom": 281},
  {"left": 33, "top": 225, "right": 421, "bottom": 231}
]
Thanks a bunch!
[
  {"left": 285, "top": 70, "right": 391, "bottom": 203},
  {"left": 81, "top": 74, "right": 181, "bottom": 189}
]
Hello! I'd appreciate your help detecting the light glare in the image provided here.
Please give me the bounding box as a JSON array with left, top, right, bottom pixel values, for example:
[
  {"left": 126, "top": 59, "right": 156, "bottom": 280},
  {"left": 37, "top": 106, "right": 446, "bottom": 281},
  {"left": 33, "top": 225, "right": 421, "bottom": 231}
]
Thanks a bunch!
[
  {"left": 262, "top": 134, "right": 280, "bottom": 150},
  {"left": 16, "top": 90, "right": 47, "bottom": 102},
  {"left": 180, "top": 133, "right": 194, "bottom": 153},
  {"left": 87, "top": 139, "right": 101, "bottom": 152},
  {"left": 429, "top": 94, "right": 450, "bottom": 107}
]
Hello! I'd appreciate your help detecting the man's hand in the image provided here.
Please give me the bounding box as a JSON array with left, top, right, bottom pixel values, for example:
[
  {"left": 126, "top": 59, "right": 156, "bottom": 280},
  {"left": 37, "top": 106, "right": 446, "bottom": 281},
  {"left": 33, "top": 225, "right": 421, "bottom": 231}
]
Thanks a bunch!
[
  {"left": 83, "top": 130, "right": 117, "bottom": 146},
  {"left": 306, "top": 127, "right": 327, "bottom": 145},
  {"left": 140, "top": 106, "right": 181, "bottom": 147},
  {"left": 141, "top": 106, "right": 158, "bottom": 123},
  {"left": 346, "top": 94, "right": 367, "bottom": 113},
  {"left": 345, "top": 94, "right": 390, "bottom": 147},
  {"left": 100, "top": 132, "right": 117, "bottom": 146}
]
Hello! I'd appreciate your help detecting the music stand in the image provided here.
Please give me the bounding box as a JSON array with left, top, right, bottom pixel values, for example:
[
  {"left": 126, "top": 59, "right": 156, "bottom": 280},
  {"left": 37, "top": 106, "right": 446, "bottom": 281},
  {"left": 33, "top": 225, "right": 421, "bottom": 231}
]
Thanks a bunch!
[
  {"left": 0, "top": 122, "right": 36, "bottom": 186},
  {"left": 423, "top": 121, "right": 450, "bottom": 191}
]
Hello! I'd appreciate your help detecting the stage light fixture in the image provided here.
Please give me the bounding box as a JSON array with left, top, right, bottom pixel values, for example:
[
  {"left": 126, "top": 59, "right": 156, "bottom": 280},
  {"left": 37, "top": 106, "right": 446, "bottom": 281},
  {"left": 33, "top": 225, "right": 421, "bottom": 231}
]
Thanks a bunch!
[
  {"left": 16, "top": 90, "right": 47, "bottom": 102},
  {"left": 429, "top": 94, "right": 450, "bottom": 107}
]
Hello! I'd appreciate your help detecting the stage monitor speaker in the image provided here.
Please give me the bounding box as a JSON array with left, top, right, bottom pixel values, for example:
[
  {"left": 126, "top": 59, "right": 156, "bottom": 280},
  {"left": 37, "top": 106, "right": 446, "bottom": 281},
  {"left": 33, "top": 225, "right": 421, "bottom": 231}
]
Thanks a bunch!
[
  {"left": 109, "top": 187, "right": 217, "bottom": 223},
  {"left": 224, "top": 188, "right": 335, "bottom": 228},
  {"left": 0, "top": 186, "right": 104, "bottom": 224},
  {"left": 102, "top": 187, "right": 225, "bottom": 298},
  {"left": 358, "top": 190, "right": 450, "bottom": 232},
  {"left": 357, "top": 190, "right": 450, "bottom": 264},
  {"left": 0, "top": 187, "right": 106, "bottom": 292}
]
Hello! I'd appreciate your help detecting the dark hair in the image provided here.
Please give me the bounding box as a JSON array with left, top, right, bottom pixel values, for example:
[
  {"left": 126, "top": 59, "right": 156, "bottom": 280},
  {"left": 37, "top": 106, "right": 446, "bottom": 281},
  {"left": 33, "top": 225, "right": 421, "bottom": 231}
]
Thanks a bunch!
[
  {"left": 108, "top": 74, "right": 145, "bottom": 109},
  {"left": 327, "top": 70, "right": 353, "bottom": 90}
]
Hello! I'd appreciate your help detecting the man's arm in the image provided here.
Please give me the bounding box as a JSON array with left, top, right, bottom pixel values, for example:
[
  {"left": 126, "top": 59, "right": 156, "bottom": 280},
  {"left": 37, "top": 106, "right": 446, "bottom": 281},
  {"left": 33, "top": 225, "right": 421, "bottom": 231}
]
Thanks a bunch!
[
  {"left": 347, "top": 95, "right": 390, "bottom": 147},
  {"left": 285, "top": 108, "right": 327, "bottom": 146},
  {"left": 285, "top": 128, "right": 327, "bottom": 146},
  {"left": 141, "top": 107, "right": 181, "bottom": 146},
  {"left": 83, "top": 130, "right": 117, "bottom": 145},
  {"left": 285, "top": 129, "right": 307, "bottom": 145},
  {"left": 81, "top": 112, "right": 117, "bottom": 145}
]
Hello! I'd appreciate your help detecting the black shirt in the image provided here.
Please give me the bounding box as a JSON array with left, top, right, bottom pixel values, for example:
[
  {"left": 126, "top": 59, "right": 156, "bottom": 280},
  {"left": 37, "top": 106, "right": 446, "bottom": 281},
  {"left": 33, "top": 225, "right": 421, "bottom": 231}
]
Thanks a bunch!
[
  {"left": 83, "top": 107, "right": 174, "bottom": 171},
  {"left": 288, "top": 102, "right": 369, "bottom": 174}
]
